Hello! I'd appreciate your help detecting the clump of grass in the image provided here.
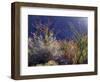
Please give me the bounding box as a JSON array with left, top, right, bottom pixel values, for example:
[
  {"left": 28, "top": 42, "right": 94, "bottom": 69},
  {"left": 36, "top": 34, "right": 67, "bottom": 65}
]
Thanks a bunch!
[{"left": 67, "top": 22, "right": 88, "bottom": 64}]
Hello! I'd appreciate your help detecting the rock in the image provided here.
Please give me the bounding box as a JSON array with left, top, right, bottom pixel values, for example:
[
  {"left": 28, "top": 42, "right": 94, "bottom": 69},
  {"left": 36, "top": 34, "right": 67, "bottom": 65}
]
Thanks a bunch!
[{"left": 46, "top": 60, "right": 58, "bottom": 65}]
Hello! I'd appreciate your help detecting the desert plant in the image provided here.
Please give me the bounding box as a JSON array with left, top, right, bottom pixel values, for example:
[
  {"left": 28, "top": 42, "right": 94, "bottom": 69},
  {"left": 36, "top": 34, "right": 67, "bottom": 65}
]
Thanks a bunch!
[
  {"left": 68, "top": 22, "right": 88, "bottom": 64},
  {"left": 28, "top": 18, "right": 63, "bottom": 66}
]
